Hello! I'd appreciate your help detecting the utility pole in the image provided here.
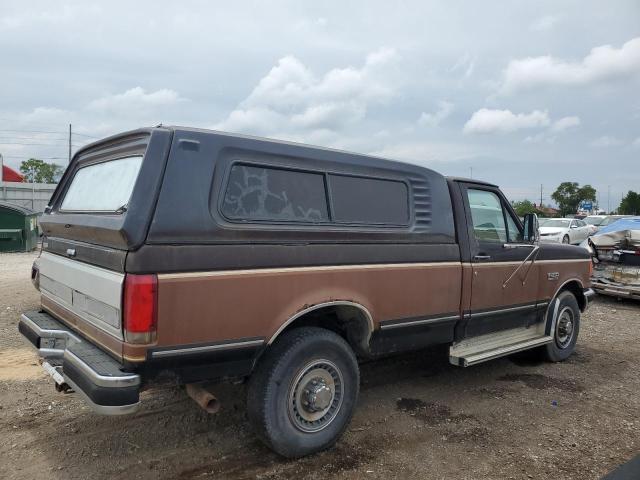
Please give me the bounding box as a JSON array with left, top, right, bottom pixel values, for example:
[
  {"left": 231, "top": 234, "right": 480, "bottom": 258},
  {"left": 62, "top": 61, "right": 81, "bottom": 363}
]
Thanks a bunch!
[
  {"left": 68, "top": 124, "right": 72, "bottom": 163},
  {"left": 469, "top": 167, "right": 473, "bottom": 179},
  {"left": 540, "top": 184, "right": 543, "bottom": 207},
  {"left": 607, "top": 185, "right": 611, "bottom": 214}
]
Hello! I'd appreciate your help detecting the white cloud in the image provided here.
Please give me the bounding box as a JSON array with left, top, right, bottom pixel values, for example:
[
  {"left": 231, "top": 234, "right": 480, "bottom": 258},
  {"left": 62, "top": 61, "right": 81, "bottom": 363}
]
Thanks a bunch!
[
  {"left": 589, "top": 135, "right": 623, "bottom": 147},
  {"left": 501, "top": 37, "right": 640, "bottom": 93},
  {"left": 551, "top": 116, "right": 581, "bottom": 132},
  {"left": 418, "top": 101, "right": 454, "bottom": 127},
  {"left": 214, "top": 48, "right": 398, "bottom": 135},
  {"left": 529, "top": 15, "right": 560, "bottom": 32},
  {"left": 633, "top": 137, "right": 640, "bottom": 147},
  {"left": 463, "top": 108, "right": 550, "bottom": 134},
  {"left": 87, "top": 87, "right": 185, "bottom": 112}
]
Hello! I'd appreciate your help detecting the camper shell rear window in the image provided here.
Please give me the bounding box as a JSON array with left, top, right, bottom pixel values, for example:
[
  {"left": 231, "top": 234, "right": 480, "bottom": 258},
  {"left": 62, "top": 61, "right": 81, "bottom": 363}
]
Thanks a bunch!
[{"left": 60, "top": 156, "right": 143, "bottom": 212}]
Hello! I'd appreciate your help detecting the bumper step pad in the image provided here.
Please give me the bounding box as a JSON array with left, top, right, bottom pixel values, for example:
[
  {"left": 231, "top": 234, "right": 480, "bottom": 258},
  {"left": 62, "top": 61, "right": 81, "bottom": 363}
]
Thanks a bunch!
[{"left": 19, "top": 310, "right": 140, "bottom": 415}]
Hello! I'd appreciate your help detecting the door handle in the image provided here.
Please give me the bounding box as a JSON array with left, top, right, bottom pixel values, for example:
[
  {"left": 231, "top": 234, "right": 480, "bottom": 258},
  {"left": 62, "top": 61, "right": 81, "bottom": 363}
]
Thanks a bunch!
[{"left": 473, "top": 255, "right": 491, "bottom": 261}]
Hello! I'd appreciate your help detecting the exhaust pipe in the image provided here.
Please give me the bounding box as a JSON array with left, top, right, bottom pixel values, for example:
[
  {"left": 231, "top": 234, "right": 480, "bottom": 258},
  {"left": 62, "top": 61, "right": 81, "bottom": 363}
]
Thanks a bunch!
[{"left": 185, "top": 383, "right": 220, "bottom": 414}]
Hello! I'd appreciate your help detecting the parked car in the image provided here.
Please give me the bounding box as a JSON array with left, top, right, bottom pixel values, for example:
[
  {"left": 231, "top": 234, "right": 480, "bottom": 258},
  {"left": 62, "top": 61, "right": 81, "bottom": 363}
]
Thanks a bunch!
[
  {"left": 539, "top": 218, "right": 591, "bottom": 244},
  {"left": 583, "top": 217, "right": 640, "bottom": 300},
  {"left": 19, "top": 126, "right": 594, "bottom": 458}
]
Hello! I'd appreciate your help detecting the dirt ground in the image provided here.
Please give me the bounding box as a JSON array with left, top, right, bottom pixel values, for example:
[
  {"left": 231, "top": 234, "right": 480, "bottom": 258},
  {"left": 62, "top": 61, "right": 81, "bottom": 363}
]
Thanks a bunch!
[{"left": 0, "top": 251, "right": 638, "bottom": 480}]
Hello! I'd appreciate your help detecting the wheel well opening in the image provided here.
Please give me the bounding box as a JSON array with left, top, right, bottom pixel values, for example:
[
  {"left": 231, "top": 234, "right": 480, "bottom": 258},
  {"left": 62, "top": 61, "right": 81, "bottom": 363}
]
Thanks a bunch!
[
  {"left": 561, "top": 281, "right": 586, "bottom": 311},
  {"left": 272, "top": 304, "right": 372, "bottom": 356}
]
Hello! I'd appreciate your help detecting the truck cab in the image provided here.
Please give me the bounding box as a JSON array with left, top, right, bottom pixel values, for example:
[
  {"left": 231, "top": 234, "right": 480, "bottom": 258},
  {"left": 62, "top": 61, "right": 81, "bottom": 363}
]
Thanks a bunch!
[{"left": 20, "top": 126, "right": 594, "bottom": 458}]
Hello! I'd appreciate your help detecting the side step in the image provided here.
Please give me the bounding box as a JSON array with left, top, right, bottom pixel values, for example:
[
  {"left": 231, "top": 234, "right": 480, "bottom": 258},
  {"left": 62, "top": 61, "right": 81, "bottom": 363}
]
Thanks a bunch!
[{"left": 450, "top": 326, "right": 552, "bottom": 367}]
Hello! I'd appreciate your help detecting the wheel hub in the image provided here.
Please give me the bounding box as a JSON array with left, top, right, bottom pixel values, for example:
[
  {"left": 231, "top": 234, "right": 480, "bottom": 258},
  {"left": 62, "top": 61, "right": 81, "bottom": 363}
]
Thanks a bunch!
[
  {"left": 303, "top": 379, "right": 333, "bottom": 412},
  {"left": 555, "top": 306, "right": 575, "bottom": 349},
  {"left": 288, "top": 360, "right": 344, "bottom": 433}
]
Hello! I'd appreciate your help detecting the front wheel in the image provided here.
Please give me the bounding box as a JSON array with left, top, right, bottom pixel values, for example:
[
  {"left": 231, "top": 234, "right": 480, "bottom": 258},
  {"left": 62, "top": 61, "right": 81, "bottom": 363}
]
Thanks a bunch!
[
  {"left": 562, "top": 235, "right": 570, "bottom": 244},
  {"left": 542, "top": 290, "right": 580, "bottom": 362},
  {"left": 247, "top": 327, "right": 360, "bottom": 458}
]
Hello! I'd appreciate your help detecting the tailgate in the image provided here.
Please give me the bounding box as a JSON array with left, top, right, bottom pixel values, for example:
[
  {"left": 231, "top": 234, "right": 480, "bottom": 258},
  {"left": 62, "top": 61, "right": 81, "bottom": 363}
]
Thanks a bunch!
[{"left": 38, "top": 251, "right": 125, "bottom": 339}]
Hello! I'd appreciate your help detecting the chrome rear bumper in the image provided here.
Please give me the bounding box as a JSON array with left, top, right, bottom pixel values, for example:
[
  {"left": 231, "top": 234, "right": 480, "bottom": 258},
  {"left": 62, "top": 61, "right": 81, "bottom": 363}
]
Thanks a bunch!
[{"left": 19, "top": 310, "right": 140, "bottom": 415}]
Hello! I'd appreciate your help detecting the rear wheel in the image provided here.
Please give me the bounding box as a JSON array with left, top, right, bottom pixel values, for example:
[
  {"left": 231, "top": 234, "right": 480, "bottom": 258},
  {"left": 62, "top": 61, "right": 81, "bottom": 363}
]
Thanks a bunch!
[
  {"left": 247, "top": 327, "right": 359, "bottom": 458},
  {"left": 542, "top": 290, "right": 580, "bottom": 362}
]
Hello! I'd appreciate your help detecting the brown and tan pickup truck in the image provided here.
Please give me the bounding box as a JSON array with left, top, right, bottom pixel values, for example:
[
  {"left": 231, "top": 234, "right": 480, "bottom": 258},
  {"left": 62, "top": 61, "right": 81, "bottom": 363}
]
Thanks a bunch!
[{"left": 19, "top": 126, "right": 594, "bottom": 457}]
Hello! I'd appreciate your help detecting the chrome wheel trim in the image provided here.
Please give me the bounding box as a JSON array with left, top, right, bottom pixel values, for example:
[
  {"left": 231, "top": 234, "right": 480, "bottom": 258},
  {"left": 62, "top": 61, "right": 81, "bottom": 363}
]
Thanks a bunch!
[
  {"left": 555, "top": 306, "right": 575, "bottom": 349},
  {"left": 288, "top": 359, "right": 344, "bottom": 433}
]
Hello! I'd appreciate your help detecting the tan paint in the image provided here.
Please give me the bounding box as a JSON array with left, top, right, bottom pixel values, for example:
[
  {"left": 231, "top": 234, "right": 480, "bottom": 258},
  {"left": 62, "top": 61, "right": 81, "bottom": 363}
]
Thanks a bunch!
[{"left": 156, "top": 263, "right": 463, "bottom": 347}]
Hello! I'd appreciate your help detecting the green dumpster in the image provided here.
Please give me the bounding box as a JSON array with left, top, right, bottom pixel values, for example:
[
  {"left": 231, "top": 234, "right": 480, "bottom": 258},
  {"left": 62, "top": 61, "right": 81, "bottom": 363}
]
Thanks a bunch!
[{"left": 0, "top": 202, "right": 39, "bottom": 252}]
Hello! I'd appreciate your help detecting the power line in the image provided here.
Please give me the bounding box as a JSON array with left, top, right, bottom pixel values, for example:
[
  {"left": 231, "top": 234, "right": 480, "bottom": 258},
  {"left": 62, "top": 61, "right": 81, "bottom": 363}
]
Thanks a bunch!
[{"left": 0, "top": 128, "right": 100, "bottom": 139}]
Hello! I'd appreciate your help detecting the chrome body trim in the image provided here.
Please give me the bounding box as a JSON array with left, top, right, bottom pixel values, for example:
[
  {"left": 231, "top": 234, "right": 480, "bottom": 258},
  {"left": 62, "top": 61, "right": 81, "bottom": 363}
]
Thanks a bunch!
[
  {"left": 469, "top": 303, "right": 537, "bottom": 318},
  {"left": 158, "top": 261, "right": 462, "bottom": 280},
  {"left": 267, "top": 300, "right": 375, "bottom": 346},
  {"left": 380, "top": 314, "right": 460, "bottom": 330},
  {"left": 150, "top": 339, "right": 265, "bottom": 358}
]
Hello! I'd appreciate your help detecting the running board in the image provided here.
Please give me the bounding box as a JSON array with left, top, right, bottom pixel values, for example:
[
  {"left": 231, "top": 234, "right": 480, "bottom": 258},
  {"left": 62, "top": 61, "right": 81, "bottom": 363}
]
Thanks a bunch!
[{"left": 450, "top": 326, "right": 552, "bottom": 367}]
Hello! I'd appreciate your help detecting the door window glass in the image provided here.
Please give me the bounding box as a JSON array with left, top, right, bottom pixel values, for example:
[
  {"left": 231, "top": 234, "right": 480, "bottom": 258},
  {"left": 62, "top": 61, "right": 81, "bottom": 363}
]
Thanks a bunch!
[
  {"left": 467, "top": 189, "right": 507, "bottom": 243},
  {"left": 506, "top": 213, "right": 523, "bottom": 242}
]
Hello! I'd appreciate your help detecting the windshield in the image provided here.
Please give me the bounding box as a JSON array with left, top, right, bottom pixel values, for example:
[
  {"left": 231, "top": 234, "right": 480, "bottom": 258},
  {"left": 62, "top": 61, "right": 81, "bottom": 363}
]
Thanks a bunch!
[
  {"left": 543, "top": 219, "right": 570, "bottom": 228},
  {"left": 60, "top": 156, "right": 143, "bottom": 212},
  {"left": 584, "top": 217, "right": 604, "bottom": 225}
]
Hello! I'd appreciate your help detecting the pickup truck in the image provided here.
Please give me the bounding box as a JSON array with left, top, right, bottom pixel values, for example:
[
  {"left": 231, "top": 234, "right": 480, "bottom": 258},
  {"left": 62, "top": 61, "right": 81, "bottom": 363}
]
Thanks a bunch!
[{"left": 19, "top": 126, "right": 594, "bottom": 458}]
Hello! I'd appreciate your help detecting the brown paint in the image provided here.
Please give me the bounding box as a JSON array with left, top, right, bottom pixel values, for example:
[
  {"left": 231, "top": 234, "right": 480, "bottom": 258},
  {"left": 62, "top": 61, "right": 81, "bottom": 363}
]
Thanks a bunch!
[
  {"left": 536, "top": 260, "right": 591, "bottom": 302},
  {"left": 156, "top": 263, "right": 463, "bottom": 347},
  {"left": 39, "top": 259, "right": 590, "bottom": 364}
]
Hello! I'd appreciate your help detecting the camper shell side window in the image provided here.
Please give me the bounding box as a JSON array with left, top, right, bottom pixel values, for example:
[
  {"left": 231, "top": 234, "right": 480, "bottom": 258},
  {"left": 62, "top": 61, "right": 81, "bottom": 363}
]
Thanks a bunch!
[{"left": 218, "top": 159, "right": 411, "bottom": 228}]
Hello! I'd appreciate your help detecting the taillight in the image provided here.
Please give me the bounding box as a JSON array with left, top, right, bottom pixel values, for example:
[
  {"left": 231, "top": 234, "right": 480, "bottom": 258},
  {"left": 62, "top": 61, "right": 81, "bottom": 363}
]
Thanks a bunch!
[{"left": 123, "top": 274, "right": 158, "bottom": 344}]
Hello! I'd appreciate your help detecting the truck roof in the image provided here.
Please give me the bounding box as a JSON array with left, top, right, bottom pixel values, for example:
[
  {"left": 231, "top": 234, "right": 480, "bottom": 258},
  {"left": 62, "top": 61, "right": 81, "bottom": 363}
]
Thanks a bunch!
[{"left": 75, "top": 125, "right": 441, "bottom": 178}]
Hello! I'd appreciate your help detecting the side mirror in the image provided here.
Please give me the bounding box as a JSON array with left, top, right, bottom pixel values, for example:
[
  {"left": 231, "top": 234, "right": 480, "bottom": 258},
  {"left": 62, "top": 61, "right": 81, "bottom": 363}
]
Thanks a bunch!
[
  {"left": 570, "top": 224, "right": 577, "bottom": 229},
  {"left": 523, "top": 213, "right": 539, "bottom": 244}
]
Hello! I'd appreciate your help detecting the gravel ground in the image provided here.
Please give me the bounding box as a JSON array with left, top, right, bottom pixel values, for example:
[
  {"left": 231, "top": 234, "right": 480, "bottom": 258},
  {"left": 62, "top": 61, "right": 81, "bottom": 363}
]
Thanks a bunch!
[{"left": 0, "top": 251, "right": 638, "bottom": 480}]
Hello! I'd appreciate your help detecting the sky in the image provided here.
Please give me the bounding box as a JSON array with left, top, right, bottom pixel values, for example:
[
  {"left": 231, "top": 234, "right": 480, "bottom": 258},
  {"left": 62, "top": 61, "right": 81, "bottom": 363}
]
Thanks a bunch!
[{"left": 1, "top": 1, "right": 639, "bottom": 210}]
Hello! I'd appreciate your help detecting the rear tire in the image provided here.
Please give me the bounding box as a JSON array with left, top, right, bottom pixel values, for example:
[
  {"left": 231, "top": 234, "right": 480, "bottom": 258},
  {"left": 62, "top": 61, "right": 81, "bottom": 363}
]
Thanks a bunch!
[
  {"left": 542, "top": 291, "right": 580, "bottom": 362},
  {"left": 247, "top": 327, "right": 359, "bottom": 458}
]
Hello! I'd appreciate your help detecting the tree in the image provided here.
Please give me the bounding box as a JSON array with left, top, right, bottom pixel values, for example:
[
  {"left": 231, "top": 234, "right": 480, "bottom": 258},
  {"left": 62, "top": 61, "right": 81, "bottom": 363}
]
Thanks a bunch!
[
  {"left": 19, "top": 158, "right": 63, "bottom": 183},
  {"left": 551, "top": 182, "right": 597, "bottom": 217},
  {"left": 512, "top": 200, "right": 537, "bottom": 217},
  {"left": 619, "top": 191, "right": 640, "bottom": 215}
]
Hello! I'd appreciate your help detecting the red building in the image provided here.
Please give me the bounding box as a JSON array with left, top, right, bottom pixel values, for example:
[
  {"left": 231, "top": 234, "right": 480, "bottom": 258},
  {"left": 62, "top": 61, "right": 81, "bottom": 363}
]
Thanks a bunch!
[{"left": 1, "top": 164, "right": 24, "bottom": 182}]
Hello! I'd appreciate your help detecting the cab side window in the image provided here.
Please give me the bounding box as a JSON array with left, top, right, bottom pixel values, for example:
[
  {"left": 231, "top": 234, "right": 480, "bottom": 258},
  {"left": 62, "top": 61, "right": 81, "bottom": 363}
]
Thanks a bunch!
[
  {"left": 467, "top": 189, "right": 508, "bottom": 243},
  {"left": 506, "top": 213, "right": 523, "bottom": 242}
]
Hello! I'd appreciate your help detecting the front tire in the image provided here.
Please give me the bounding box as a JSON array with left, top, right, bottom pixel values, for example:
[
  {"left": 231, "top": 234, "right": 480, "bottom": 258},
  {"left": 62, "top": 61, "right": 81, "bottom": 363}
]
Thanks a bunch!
[
  {"left": 247, "top": 327, "right": 360, "bottom": 458},
  {"left": 543, "top": 290, "right": 580, "bottom": 362},
  {"left": 562, "top": 235, "right": 570, "bottom": 244}
]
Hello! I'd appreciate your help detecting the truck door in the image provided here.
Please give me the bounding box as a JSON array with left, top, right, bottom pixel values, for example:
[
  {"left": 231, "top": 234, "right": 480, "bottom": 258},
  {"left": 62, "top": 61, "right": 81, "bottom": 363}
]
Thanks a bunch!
[{"left": 460, "top": 183, "right": 540, "bottom": 338}]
